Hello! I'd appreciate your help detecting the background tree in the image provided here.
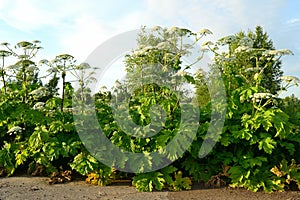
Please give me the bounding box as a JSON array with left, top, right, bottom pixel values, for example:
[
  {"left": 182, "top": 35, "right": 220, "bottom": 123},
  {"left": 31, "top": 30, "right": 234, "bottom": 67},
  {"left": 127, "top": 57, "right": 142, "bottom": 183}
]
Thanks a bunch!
[
  {"left": 228, "top": 26, "right": 283, "bottom": 94},
  {"left": 44, "top": 73, "right": 59, "bottom": 99},
  {"left": 251, "top": 26, "right": 283, "bottom": 93},
  {"left": 280, "top": 94, "right": 300, "bottom": 126},
  {"left": 193, "top": 68, "right": 210, "bottom": 107}
]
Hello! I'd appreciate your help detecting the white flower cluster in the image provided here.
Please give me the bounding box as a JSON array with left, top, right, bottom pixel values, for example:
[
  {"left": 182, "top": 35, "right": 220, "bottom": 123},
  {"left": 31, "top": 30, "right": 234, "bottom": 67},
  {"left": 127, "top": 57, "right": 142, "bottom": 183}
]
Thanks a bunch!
[
  {"left": 263, "top": 49, "right": 293, "bottom": 56},
  {"left": 195, "top": 69, "right": 205, "bottom": 77},
  {"left": 201, "top": 41, "right": 213, "bottom": 47},
  {"left": 234, "top": 46, "right": 252, "bottom": 53},
  {"left": 198, "top": 29, "right": 213, "bottom": 35},
  {"left": 166, "top": 27, "right": 192, "bottom": 36},
  {"left": 280, "top": 76, "right": 300, "bottom": 84},
  {"left": 244, "top": 67, "right": 258, "bottom": 73},
  {"left": 250, "top": 93, "right": 276, "bottom": 101},
  {"left": 7, "top": 126, "right": 24, "bottom": 135},
  {"left": 29, "top": 87, "right": 47, "bottom": 99},
  {"left": 167, "top": 26, "right": 179, "bottom": 33},
  {"left": 173, "top": 70, "right": 187, "bottom": 77},
  {"left": 115, "top": 80, "right": 122, "bottom": 87},
  {"left": 33, "top": 102, "right": 45, "bottom": 110},
  {"left": 18, "top": 55, "right": 30, "bottom": 59},
  {"left": 156, "top": 41, "right": 170, "bottom": 50},
  {"left": 39, "top": 59, "right": 49, "bottom": 65},
  {"left": 218, "top": 35, "right": 236, "bottom": 45},
  {"left": 77, "top": 63, "right": 91, "bottom": 70},
  {"left": 100, "top": 86, "right": 107, "bottom": 92},
  {"left": 5, "top": 64, "right": 19, "bottom": 71},
  {"left": 215, "top": 54, "right": 236, "bottom": 63},
  {"left": 26, "top": 66, "right": 38, "bottom": 72},
  {"left": 132, "top": 45, "right": 156, "bottom": 56}
]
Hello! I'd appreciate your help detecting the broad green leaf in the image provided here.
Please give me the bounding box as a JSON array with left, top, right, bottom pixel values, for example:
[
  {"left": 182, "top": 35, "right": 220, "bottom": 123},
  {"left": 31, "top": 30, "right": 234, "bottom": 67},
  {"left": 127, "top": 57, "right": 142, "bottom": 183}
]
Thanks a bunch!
[{"left": 258, "top": 137, "right": 276, "bottom": 154}]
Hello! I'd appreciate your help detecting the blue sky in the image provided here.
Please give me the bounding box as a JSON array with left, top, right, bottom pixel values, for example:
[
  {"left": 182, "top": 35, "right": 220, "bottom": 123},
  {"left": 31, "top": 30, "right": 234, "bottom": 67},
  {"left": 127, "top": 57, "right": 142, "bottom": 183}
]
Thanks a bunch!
[{"left": 0, "top": 0, "right": 300, "bottom": 96}]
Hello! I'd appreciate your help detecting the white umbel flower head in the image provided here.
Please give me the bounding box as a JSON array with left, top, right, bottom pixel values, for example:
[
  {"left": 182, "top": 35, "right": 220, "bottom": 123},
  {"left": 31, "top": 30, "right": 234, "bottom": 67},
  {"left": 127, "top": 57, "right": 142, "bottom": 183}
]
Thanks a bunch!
[
  {"left": 280, "top": 75, "right": 300, "bottom": 84},
  {"left": 132, "top": 50, "right": 143, "bottom": 56},
  {"left": 167, "top": 26, "right": 179, "bottom": 33},
  {"left": 173, "top": 70, "right": 187, "bottom": 77},
  {"left": 198, "top": 29, "right": 213, "bottom": 35},
  {"left": 100, "top": 86, "right": 107, "bottom": 93},
  {"left": 134, "top": 45, "right": 155, "bottom": 55},
  {"left": 26, "top": 66, "right": 38, "bottom": 72},
  {"left": 202, "top": 41, "right": 213, "bottom": 47},
  {"left": 7, "top": 126, "right": 24, "bottom": 135},
  {"left": 115, "top": 80, "right": 122, "bottom": 88},
  {"left": 156, "top": 41, "right": 170, "bottom": 50},
  {"left": 195, "top": 69, "right": 205, "bottom": 77},
  {"left": 244, "top": 67, "right": 258, "bottom": 73},
  {"left": 250, "top": 93, "right": 276, "bottom": 100},
  {"left": 218, "top": 35, "right": 236, "bottom": 45},
  {"left": 29, "top": 87, "right": 47, "bottom": 99},
  {"left": 5, "top": 64, "right": 19, "bottom": 71},
  {"left": 234, "top": 46, "right": 250, "bottom": 53},
  {"left": 33, "top": 102, "right": 45, "bottom": 110},
  {"left": 263, "top": 49, "right": 294, "bottom": 56}
]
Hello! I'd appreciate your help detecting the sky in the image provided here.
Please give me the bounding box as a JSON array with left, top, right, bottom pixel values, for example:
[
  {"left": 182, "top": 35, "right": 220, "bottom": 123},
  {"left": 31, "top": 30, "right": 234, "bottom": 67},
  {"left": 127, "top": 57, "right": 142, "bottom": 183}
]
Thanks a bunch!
[{"left": 0, "top": 0, "right": 300, "bottom": 97}]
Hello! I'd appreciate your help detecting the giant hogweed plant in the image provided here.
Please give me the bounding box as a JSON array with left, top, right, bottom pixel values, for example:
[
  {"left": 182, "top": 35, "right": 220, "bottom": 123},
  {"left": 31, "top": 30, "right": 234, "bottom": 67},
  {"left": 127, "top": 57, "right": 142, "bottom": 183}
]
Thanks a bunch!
[
  {"left": 1, "top": 27, "right": 300, "bottom": 193},
  {"left": 199, "top": 30, "right": 300, "bottom": 192},
  {"left": 0, "top": 41, "right": 88, "bottom": 177},
  {"left": 88, "top": 26, "right": 213, "bottom": 191}
]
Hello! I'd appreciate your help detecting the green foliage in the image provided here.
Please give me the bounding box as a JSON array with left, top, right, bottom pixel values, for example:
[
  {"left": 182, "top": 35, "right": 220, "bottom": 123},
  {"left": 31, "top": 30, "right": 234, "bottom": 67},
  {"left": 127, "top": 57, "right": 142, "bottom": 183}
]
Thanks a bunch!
[
  {"left": 270, "top": 159, "right": 300, "bottom": 190},
  {"left": 69, "top": 152, "right": 99, "bottom": 176},
  {"left": 85, "top": 167, "right": 116, "bottom": 186},
  {"left": 169, "top": 171, "right": 192, "bottom": 191},
  {"left": 132, "top": 171, "right": 168, "bottom": 192},
  {"left": 0, "top": 26, "right": 300, "bottom": 193},
  {"left": 0, "top": 41, "right": 85, "bottom": 177},
  {"left": 132, "top": 167, "right": 192, "bottom": 192},
  {"left": 280, "top": 94, "right": 300, "bottom": 126},
  {"left": 199, "top": 26, "right": 300, "bottom": 193},
  {"left": 0, "top": 142, "right": 18, "bottom": 175},
  {"left": 132, "top": 166, "right": 181, "bottom": 192}
]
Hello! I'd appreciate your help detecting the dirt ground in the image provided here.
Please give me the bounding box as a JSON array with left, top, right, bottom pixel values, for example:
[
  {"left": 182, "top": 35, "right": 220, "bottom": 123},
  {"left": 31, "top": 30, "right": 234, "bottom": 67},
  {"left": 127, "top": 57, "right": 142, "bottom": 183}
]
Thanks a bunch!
[{"left": 1, "top": 176, "right": 300, "bottom": 200}]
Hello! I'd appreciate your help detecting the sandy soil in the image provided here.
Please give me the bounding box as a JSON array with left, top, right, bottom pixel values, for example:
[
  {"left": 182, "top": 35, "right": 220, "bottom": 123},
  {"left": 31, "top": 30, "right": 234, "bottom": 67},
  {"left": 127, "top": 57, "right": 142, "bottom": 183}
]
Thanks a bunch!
[{"left": 1, "top": 176, "right": 300, "bottom": 200}]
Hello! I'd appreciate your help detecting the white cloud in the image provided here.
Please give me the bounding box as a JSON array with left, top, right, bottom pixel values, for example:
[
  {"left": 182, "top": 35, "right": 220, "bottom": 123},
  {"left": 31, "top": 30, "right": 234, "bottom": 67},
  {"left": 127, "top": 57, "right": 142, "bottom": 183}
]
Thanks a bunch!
[
  {"left": 0, "top": 0, "right": 68, "bottom": 31},
  {"left": 1, "top": 0, "right": 300, "bottom": 96},
  {"left": 0, "top": 0, "right": 290, "bottom": 53},
  {"left": 287, "top": 18, "right": 300, "bottom": 24},
  {"left": 58, "top": 16, "right": 114, "bottom": 62}
]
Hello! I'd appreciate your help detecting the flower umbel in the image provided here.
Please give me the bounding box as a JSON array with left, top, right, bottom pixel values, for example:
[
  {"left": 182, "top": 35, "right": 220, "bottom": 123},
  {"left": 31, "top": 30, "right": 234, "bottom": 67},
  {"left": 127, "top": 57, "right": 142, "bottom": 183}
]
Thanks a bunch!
[
  {"left": 7, "top": 126, "right": 24, "bottom": 135},
  {"left": 33, "top": 102, "right": 45, "bottom": 110},
  {"left": 29, "top": 87, "right": 48, "bottom": 99},
  {"left": 280, "top": 76, "right": 300, "bottom": 84},
  {"left": 250, "top": 93, "right": 276, "bottom": 100}
]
